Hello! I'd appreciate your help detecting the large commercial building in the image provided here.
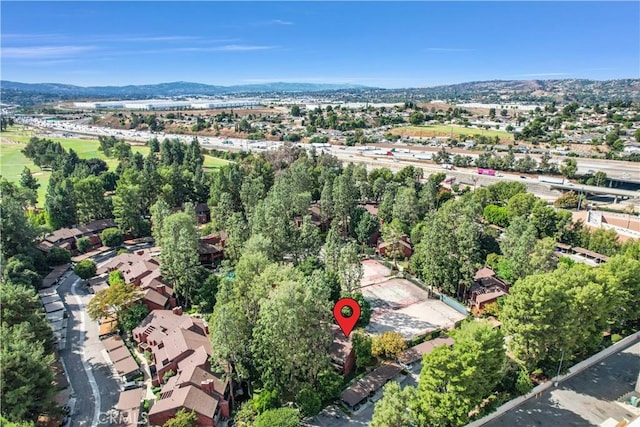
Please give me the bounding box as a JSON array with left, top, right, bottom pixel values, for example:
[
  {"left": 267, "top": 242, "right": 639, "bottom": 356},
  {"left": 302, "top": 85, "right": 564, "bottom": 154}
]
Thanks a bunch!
[{"left": 73, "top": 99, "right": 261, "bottom": 110}]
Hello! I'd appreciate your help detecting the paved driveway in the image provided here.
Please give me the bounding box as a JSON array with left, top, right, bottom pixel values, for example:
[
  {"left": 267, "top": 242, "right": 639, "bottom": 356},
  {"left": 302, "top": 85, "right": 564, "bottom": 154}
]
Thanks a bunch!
[
  {"left": 58, "top": 273, "right": 121, "bottom": 426},
  {"left": 485, "top": 343, "right": 640, "bottom": 427},
  {"left": 308, "top": 363, "right": 422, "bottom": 427}
]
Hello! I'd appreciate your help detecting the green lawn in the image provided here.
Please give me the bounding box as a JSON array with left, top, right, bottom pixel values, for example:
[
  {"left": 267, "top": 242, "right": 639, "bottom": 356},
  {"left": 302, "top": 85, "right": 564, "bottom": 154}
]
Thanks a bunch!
[
  {"left": 0, "top": 143, "right": 51, "bottom": 203},
  {"left": 392, "top": 124, "right": 514, "bottom": 141},
  {"left": 1, "top": 126, "right": 230, "bottom": 205}
]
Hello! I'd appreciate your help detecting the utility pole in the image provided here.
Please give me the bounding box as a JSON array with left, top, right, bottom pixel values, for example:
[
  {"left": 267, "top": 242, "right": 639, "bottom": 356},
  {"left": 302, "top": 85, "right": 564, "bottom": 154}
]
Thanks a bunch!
[{"left": 554, "top": 350, "right": 565, "bottom": 386}]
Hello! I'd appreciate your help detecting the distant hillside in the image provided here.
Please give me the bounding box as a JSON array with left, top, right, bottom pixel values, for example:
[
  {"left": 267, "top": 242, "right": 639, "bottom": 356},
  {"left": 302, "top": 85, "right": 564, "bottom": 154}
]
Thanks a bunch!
[
  {"left": 0, "top": 80, "right": 369, "bottom": 99},
  {"left": 2, "top": 78, "right": 639, "bottom": 107},
  {"left": 404, "top": 79, "right": 640, "bottom": 104},
  {"left": 338, "top": 79, "right": 639, "bottom": 104}
]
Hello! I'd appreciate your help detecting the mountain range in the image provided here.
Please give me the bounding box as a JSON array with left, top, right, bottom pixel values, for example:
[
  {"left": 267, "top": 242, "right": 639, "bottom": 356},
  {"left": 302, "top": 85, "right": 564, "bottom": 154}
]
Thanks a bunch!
[
  {"left": 0, "top": 81, "right": 370, "bottom": 97},
  {"left": 2, "top": 79, "right": 639, "bottom": 106}
]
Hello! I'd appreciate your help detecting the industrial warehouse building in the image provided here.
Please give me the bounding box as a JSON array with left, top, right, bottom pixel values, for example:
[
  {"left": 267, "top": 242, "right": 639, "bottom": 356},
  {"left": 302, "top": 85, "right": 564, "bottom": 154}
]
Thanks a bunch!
[{"left": 74, "top": 99, "right": 261, "bottom": 110}]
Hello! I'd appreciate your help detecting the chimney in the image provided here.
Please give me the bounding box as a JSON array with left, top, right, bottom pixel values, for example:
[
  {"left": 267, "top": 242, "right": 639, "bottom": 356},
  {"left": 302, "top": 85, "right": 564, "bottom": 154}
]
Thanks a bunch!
[
  {"left": 156, "top": 284, "right": 165, "bottom": 296},
  {"left": 173, "top": 306, "right": 183, "bottom": 316},
  {"left": 201, "top": 379, "right": 214, "bottom": 395}
]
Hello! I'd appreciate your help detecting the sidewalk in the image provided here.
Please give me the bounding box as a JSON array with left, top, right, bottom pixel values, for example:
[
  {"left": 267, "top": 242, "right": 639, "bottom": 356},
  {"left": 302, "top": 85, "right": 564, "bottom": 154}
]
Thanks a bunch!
[{"left": 131, "top": 346, "right": 157, "bottom": 403}]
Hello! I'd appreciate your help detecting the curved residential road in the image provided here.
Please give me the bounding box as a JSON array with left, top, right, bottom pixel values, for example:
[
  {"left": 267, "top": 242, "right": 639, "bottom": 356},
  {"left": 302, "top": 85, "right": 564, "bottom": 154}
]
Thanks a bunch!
[{"left": 57, "top": 272, "right": 121, "bottom": 426}]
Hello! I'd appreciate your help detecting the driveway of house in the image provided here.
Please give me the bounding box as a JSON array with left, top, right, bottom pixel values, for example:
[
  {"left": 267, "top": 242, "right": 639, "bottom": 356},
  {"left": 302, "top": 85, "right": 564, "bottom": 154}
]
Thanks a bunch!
[{"left": 58, "top": 272, "right": 121, "bottom": 426}]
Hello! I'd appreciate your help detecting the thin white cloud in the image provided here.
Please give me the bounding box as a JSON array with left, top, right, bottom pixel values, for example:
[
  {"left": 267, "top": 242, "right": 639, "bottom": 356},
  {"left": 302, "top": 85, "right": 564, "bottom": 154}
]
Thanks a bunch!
[
  {"left": 150, "top": 45, "right": 277, "bottom": 53},
  {"left": 520, "top": 72, "right": 569, "bottom": 77},
  {"left": 426, "top": 47, "right": 473, "bottom": 52},
  {"left": 211, "top": 44, "right": 276, "bottom": 51},
  {"left": 15, "top": 59, "right": 77, "bottom": 67},
  {"left": 89, "top": 35, "right": 203, "bottom": 43},
  {"left": 2, "top": 45, "right": 98, "bottom": 59},
  {"left": 2, "top": 33, "right": 66, "bottom": 41},
  {"left": 269, "top": 19, "right": 293, "bottom": 25}
]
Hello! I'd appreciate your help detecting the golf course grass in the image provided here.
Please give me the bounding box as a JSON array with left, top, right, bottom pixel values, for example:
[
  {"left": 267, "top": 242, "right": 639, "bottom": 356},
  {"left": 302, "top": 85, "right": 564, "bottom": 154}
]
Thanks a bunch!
[{"left": 1, "top": 126, "right": 230, "bottom": 205}]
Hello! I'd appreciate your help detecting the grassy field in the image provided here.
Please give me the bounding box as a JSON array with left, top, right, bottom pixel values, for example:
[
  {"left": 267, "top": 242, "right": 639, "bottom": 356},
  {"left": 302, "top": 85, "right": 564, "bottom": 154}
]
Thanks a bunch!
[
  {"left": 1, "top": 126, "right": 230, "bottom": 205},
  {"left": 0, "top": 142, "right": 52, "bottom": 203},
  {"left": 391, "top": 124, "right": 514, "bottom": 141}
]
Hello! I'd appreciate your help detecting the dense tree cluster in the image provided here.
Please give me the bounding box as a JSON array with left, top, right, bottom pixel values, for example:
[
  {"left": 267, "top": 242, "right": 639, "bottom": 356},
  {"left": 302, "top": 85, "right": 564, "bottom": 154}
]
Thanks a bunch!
[
  {"left": 501, "top": 252, "right": 640, "bottom": 372},
  {"left": 371, "top": 321, "right": 506, "bottom": 427}
]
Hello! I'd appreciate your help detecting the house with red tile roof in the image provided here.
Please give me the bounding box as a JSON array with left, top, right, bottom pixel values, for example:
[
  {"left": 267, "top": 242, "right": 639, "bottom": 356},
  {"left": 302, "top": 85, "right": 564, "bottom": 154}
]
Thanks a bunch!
[
  {"left": 96, "top": 251, "right": 176, "bottom": 311},
  {"left": 148, "top": 385, "right": 220, "bottom": 426},
  {"left": 329, "top": 325, "right": 355, "bottom": 376},
  {"left": 37, "top": 219, "right": 117, "bottom": 254},
  {"left": 468, "top": 267, "right": 510, "bottom": 312},
  {"left": 133, "top": 309, "right": 231, "bottom": 426},
  {"left": 132, "top": 309, "right": 210, "bottom": 386},
  {"left": 377, "top": 235, "right": 413, "bottom": 259}
]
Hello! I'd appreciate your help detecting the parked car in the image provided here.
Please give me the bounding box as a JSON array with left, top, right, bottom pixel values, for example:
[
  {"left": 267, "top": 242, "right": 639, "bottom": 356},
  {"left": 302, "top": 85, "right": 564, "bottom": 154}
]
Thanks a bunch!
[{"left": 122, "top": 381, "right": 142, "bottom": 391}]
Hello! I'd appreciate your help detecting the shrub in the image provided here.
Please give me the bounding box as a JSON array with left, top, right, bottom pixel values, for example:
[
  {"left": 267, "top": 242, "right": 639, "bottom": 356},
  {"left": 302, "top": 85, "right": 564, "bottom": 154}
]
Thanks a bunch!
[
  {"left": 516, "top": 369, "right": 534, "bottom": 395},
  {"left": 296, "top": 387, "right": 322, "bottom": 417},
  {"left": 76, "top": 236, "right": 91, "bottom": 253},
  {"left": 74, "top": 259, "right": 97, "bottom": 279},
  {"left": 47, "top": 247, "right": 71, "bottom": 266},
  {"left": 162, "top": 369, "right": 176, "bottom": 382},
  {"left": 317, "top": 369, "right": 343, "bottom": 401},
  {"left": 101, "top": 227, "right": 123, "bottom": 247},
  {"left": 352, "top": 330, "right": 373, "bottom": 369},
  {"left": 253, "top": 389, "right": 279, "bottom": 414},
  {"left": 372, "top": 331, "right": 407, "bottom": 359},
  {"left": 254, "top": 408, "right": 300, "bottom": 427}
]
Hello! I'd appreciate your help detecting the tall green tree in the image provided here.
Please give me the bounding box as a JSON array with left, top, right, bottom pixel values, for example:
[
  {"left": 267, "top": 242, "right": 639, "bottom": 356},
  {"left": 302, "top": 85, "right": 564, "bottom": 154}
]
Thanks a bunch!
[
  {"left": 319, "top": 180, "right": 334, "bottom": 223},
  {"left": 74, "top": 175, "right": 110, "bottom": 224},
  {"left": 112, "top": 182, "right": 148, "bottom": 237},
  {"left": 332, "top": 173, "right": 357, "bottom": 236},
  {"left": 501, "top": 263, "right": 622, "bottom": 372},
  {"left": 0, "top": 323, "right": 55, "bottom": 422},
  {"left": 0, "top": 282, "right": 54, "bottom": 350},
  {"left": 19, "top": 167, "right": 40, "bottom": 192},
  {"left": 45, "top": 172, "right": 76, "bottom": 229},
  {"left": 160, "top": 212, "right": 202, "bottom": 307},
  {"left": 337, "top": 242, "right": 363, "bottom": 293},
  {"left": 498, "top": 216, "right": 538, "bottom": 282},
  {"left": 252, "top": 278, "right": 333, "bottom": 398},
  {"left": 150, "top": 198, "right": 172, "bottom": 243},
  {"left": 392, "top": 186, "right": 419, "bottom": 229},
  {"left": 371, "top": 381, "right": 416, "bottom": 427},
  {"left": 413, "top": 321, "right": 505, "bottom": 427},
  {"left": 1, "top": 182, "right": 38, "bottom": 260},
  {"left": 355, "top": 211, "right": 379, "bottom": 245},
  {"left": 411, "top": 200, "right": 482, "bottom": 296}
]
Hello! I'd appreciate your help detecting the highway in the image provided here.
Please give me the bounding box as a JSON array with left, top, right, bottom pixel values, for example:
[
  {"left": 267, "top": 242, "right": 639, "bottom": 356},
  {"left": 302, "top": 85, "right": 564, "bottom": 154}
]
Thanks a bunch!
[{"left": 14, "top": 117, "right": 640, "bottom": 202}]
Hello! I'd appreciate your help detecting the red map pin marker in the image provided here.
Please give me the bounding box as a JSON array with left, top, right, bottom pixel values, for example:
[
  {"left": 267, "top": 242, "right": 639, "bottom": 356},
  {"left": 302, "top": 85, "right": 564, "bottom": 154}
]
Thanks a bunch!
[{"left": 333, "top": 297, "right": 361, "bottom": 338}]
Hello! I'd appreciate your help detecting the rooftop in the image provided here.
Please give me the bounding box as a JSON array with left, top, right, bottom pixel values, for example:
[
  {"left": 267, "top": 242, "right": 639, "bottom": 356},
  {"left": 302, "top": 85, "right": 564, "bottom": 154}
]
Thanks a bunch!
[{"left": 149, "top": 385, "right": 218, "bottom": 418}]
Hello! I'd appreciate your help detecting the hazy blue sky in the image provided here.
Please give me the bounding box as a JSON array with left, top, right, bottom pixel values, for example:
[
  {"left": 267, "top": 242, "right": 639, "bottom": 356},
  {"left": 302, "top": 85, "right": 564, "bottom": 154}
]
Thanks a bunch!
[{"left": 2, "top": 1, "right": 639, "bottom": 88}]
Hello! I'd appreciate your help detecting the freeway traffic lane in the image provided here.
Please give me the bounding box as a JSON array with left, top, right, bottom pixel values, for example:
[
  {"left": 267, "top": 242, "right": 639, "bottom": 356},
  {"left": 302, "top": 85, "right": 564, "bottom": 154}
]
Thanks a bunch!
[{"left": 58, "top": 273, "right": 121, "bottom": 426}]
